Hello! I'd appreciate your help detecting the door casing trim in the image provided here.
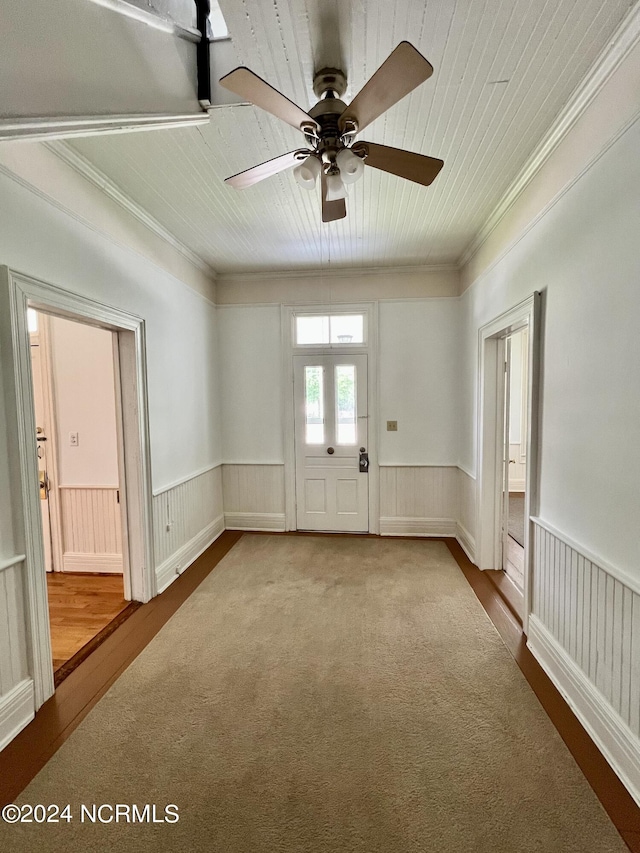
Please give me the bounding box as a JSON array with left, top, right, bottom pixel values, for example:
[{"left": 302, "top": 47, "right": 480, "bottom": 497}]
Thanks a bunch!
[
  {"left": 476, "top": 292, "right": 541, "bottom": 634},
  {"left": 281, "top": 302, "right": 379, "bottom": 534},
  {"left": 0, "top": 267, "right": 155, "bottom": 709}
]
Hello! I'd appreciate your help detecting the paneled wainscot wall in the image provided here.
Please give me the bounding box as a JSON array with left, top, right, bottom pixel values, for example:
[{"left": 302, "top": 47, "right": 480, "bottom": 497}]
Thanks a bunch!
[
  {"left": 0, "top": 557, "right": 32, "bottom": 751},
  {"left": 528, "top": 518, "right": 640, "bottom": 805},
  {"left": 152, "top": 465, "right": 224, "bottom": 594}
]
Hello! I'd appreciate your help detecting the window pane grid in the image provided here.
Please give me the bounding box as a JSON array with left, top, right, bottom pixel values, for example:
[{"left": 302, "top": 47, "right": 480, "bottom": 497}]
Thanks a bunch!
[
  {"left": 304, "top": 366, "right": 324, "bottom": 444},
  {"left": 335, "top": 364, "right": 356, "bottom": 445},
  {"left": 296, "top": 314, "right": 365, "bottom": 346}
]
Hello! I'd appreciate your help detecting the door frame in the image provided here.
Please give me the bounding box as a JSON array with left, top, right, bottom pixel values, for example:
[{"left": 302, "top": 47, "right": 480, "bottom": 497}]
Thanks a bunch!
[
  {"left": 0, "top": 267, "right": 155, "bottom": 708},
  {"left": 28, "top": 312, "right": 65, "bottom": 573},
  {"left": 281, "top": 302, "right": 379, "bottom": 534},
  {"left": 476, "top": 292, "right": 541, "bottom": 634}
]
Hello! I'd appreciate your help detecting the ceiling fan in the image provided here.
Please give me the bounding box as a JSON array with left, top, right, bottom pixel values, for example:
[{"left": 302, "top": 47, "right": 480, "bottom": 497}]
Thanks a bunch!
[{"left": 219, "top": 41, "right": 444, "bottom": 222}]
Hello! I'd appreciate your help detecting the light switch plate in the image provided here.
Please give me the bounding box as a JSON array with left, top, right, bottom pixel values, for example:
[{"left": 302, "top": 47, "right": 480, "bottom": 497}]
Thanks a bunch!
[{"left": 386, "top": 420, "right": 398, "bottom": 432}]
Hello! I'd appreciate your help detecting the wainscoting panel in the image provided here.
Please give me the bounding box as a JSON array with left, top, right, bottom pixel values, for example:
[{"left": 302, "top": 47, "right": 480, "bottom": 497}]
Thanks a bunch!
[
  {"left": 59, "top": 486, "right": 122, "bottom": 572},
  {"left": 153, "top": 465, "right": 225, "bottom": 593},
  {"left": 0, "top": 557, "right": 34, "bottom": 750},
  {"left": 457, "top": 469, "right": 476, "bottom": 561},
  {"left": 379, "top": 466, "right": 458, "bottom": 537},
  {"left": 222, "top": 464, "right": 286, "bottom": 531},
  {"left": 529, "top": 518, "right": 640, "bottom": 805}
]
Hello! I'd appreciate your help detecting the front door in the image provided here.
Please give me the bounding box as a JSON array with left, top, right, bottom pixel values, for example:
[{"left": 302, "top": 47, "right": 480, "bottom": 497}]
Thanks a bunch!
[{"left": 294, "top": 353, "right": 369, "bottom": 532}]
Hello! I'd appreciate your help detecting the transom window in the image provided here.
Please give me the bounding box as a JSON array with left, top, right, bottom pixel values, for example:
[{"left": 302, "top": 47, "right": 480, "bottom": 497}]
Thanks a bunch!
[{"left": 295, "top": 314, "right": 365, "bottom": 346}]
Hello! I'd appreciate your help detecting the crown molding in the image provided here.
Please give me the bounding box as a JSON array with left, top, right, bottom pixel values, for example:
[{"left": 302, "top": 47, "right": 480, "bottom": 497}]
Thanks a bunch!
[
  {"left": 217, "top": 263, "right": 459, "bottom": 284},
  {"left": 458, "top": 1, "right": 640, "bottom": 269},
  {"left": 87, "top": 0, "right": 201, "bottom": 42},
  {"left": 45, "top": 140, "right": 217, "bottom": 279}
]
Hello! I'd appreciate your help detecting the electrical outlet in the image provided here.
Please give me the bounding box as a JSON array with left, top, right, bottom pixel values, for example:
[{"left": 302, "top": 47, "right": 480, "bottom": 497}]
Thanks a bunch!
[
  {"left": 69, "top": 432, "right": 79, "bottom": 446},
  {"left": 386, "top": 420, "right": 398, "bottom": 432}
]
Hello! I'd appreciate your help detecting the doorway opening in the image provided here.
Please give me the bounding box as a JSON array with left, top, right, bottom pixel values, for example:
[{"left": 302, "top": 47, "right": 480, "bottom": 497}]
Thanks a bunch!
[
  {"left": 476, "top": 293, "right": 540, "bottom": 633},
  {"left": 1, "top": 267, "right": 155, "bottom": 710},
  {"left": 28, "top": 308, "right": 139, "bottom": 685},
  {"left": 501, "top": 327, "right": 529, "bottom": 596},
  {"left": 283, "top": 304, "right": 379, "bottom": 534}
]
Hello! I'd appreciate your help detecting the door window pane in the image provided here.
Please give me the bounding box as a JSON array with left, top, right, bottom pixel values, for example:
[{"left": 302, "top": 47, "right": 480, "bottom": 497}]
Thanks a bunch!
[
  {"left": 335, "top": 365, "right": 356, "bottom": 444},
  {"left": 297, "top": 316, "right": 329, "bottom": 345},
  {"left": 330, "top": 315, "right": 364, "bottom": 344},
  {"left": 27, "top": 308, "right": 39, "bottom": 333},
  {"left": 295, "top": 314, "right": 365, "bottom": 345},
  {"left": 304, "top": 366, "right": 324, "bottom": 444}
]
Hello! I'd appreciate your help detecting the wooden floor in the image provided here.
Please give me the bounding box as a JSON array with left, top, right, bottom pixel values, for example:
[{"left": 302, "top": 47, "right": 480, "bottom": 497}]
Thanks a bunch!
[
  {"left": 46, "top": 573, "right": 129, "bottom": 671},
  {"left": 505, "top": 534, "right": 525, "bottom": 589},
  {"left": 3, "top": 532, "right": 639, "bottom": 852}
]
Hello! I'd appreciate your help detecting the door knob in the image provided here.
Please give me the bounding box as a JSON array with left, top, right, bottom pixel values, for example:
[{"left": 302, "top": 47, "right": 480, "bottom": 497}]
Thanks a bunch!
[{"left": 327, "top": 447, "right": 335, "bottom": 454}]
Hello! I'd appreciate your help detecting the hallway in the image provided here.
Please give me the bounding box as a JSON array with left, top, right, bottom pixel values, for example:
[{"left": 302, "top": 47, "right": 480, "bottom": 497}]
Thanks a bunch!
[{"left": 2, "top": 535, "right": 628, "bottom": 852}]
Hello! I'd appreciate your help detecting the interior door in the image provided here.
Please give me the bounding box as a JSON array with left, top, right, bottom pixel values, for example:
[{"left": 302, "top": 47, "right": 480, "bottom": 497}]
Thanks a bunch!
[
  {"left": 30, "top": 334, "right": 54, "bottom": 572},
  {"left": 294, "top": 353, "right": 369, "bottom": 532},
  {"left": 501, "top": 336, "right": 512, "bottom": 571}
]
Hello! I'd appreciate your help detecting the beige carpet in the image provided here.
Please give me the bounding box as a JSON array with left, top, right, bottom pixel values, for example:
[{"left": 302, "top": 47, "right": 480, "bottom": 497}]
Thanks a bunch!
[{"left": 4, "top": 535, "right": 627, "bottom": 852}]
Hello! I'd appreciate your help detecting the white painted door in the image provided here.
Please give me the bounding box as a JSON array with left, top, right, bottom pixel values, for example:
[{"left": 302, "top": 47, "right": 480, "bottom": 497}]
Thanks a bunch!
[
  {"left": 294, "top": 354, "right": 369, "bottom": 532},
  {"left": 501, "top": 336, "right": 512, "bottom": 571},
  {"left": 30, "top": 338, "right": 53, "bottom": 572}
]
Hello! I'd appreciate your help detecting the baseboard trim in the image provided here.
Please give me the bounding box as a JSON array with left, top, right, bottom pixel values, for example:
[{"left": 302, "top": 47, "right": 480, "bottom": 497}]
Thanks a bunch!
[
  {"left": 456, "top": 522, "right": 476, "bottom": 564},
  {"left": 509, "top": 480, "right": 526, "bottom": 492},
  {"left": 62, "top": 553, "right": 123, "bottom": 573},
  {"left": 224, "top": 512, "right": 286, "bottom": 532},
  {"left": 527, "top": 613, "right": 640, "bottom": 808},
  {"left": 379, "top": 517, "right": 457, "bottom": 537},
  {"left": 156, "top": 514, "right": 225, "bottom": 594},
  {"left": 0, "top": 679, "right": 35, "bottom": 752}
]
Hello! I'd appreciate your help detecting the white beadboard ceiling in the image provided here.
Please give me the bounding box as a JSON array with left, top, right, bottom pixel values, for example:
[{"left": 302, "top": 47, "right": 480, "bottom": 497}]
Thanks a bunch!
[{"left": 68, "top": 0, "right": 634, "bottom": 273}]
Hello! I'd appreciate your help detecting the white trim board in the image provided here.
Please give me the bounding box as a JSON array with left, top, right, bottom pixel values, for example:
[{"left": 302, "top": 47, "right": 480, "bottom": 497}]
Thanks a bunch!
[
  {"left": 87, "top": 0, "right": 200, "bottom": 42},
  {"left": 62, "top": 553, "right": 123, "bottom": 573},
  {"left": 0, "top": 555, "right": 26, "bottom": 574},
  {"left": 531, "top": 516, "right": 640, "bottom": 599},
  {"left": 459, "top": 2, "right": 640, "bottom": 268},
  {"left": 224, "top": 512, "right": 286, "bottom": 532},
  {"left": 528, "top": 614, "right": 640, "bottom": 808},
  {"left": 153, "top": 462, "right": 223, "bottom": 497},
  {"left": 0, "top": 114, "right": 208, "bottom": 143},
  {"left": 45, "top": 141, "right": 215, "bottom": 277},
  {"left": 156, "top": 514, "right": 225, "bottom": 594},
  {"left": 218, "top": 263, "right": 458, "bottom": 284},
  {"left": 456, "top": 523, "right": 476, "bottom": 564},
  {"left": 0, "top": 679, "right": 35, "bottom": 753},
  {"left": 379, "top": 517, "right": 457, "bottom": 537}
]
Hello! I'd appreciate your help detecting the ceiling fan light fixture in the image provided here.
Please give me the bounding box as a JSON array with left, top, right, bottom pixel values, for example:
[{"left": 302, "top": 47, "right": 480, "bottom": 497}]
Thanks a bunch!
[
  {"left": 336, "top": 147, "right": 364, "bottom": 184},
  {"left": 325, "top": 171, "right": 347, "bottom": 201},
  {"left": 293, "top": 155, "right": 321, "bottom": 189}
]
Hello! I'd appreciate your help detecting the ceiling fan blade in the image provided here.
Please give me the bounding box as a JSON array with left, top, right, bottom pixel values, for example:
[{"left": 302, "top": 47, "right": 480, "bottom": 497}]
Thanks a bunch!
[
  {"left": 219, "top": 67, "right": 319, "bottom": 133},
  {"left": 225, "top": 150, "right": 309, "bottom": 189},
  {"left": 339, "top": 42, "right": 433, "bottom": 133},
  {"left": 321, "top": 171, "right": 346, "bottom": 222},
  {"left": 355, "top": 141, "right": 443, "bottom": 186}
]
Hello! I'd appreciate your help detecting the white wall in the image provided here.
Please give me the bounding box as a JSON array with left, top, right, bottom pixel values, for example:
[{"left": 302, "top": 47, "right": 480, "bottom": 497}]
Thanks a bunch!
[
  {"left": 378, "top": 300, "right": 459, "bottom": 465},
  {"left": 460, "top": 117, "right": 640, "bottom": 574},
  {"left": 459, "top": 34, "right": 640, "bottom": 804},
  {"left": 49, "top": 317, "right": 119, "bottom": 487},
  {"left": 0, "top": 148, "right": 221, "bottom": 492},
  {"left": 0, "top": 0, "right": 202, "bottom": 139},
  {"left": 218, "top": 305, "right": 284, "bottom": 464},
  {"left": 0, "top": 140, "right": 223, "bottom": 743}
]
